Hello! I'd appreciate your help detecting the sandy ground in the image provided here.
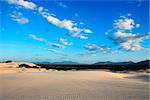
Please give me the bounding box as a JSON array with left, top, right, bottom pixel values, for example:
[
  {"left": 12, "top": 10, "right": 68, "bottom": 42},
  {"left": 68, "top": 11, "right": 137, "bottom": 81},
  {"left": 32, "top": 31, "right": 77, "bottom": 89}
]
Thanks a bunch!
[{"left": 0, "top": 70, "right": 149, "bottom": 100}]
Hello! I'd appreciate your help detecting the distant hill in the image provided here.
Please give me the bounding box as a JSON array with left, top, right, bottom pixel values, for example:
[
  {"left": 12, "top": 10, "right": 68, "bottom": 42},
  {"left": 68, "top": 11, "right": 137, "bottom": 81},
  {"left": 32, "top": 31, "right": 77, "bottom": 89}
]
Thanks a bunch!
[
  {"left": 53, "top": 61, "right": 79, "bottom": 65},
  {"left": 36, "top": 61, "right": 79, "bottom": 65},
  {"left": 94, "top": 61, "right": 134, "bottom": 65},
  {"left": 134, "top": 60, "right": 150, "bottom": 65},
  {"left": 94, "top": 61, "right": 113, "bottom": 65},
  {"left": 36, "top": 60, "right": 149, "bottom": 71},
  {"left": 114, "top": 61, "right": 134, "bottom": 65},
  {"left": 36, "top": 62, "right": 53, "bottom": 64},
  {"left": 36, "top": 60, "right": 149, "bottom": 65}
]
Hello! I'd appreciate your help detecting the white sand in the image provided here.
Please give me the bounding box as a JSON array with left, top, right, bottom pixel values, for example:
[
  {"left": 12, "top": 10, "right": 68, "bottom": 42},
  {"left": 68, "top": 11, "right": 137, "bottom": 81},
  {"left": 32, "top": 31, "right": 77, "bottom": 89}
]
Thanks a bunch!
[{"left": 0, "top": 71, "right": 149, "bottom": 100}]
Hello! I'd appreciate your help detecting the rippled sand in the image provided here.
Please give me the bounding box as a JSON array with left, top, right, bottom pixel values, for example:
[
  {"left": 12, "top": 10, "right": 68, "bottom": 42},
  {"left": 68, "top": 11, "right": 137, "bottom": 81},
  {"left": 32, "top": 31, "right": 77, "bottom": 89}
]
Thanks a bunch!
[{"left": 0, "top": 71, "right": 149, "bottom": 100}]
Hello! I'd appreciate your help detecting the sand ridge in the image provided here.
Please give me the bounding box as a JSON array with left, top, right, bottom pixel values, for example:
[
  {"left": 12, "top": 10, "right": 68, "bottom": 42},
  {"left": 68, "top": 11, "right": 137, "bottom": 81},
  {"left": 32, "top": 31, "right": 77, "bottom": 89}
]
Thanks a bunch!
[{"left": 0, "top": 62, "right": 37, "bottom": 68}]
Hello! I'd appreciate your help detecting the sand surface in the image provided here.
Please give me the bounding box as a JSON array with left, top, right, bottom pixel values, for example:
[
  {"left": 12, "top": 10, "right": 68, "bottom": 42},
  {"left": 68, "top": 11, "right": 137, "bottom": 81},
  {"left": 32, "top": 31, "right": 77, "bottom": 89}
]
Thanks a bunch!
[{"left": 0, "top": 71, "right": 149, "bottom": 100}]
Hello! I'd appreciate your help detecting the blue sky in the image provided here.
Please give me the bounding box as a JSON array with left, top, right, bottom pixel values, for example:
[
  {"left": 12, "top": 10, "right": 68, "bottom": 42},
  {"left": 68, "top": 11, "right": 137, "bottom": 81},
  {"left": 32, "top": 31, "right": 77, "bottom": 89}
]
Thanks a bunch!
[{"left": 0, "top": 0, "right": 149, "bottom": 64}]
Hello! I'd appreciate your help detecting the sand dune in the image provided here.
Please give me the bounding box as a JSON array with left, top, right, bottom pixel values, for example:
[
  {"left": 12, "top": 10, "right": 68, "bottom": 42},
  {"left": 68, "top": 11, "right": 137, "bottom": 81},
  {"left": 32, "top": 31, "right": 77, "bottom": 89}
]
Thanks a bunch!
[
  {"left": 0, "top": 62, "right": 37, "bottom": 68},
  {"left": 0, "top": 62, "right": 44, "bottom": 74},
  {"left": 0, "top": 71, "right": 149, "bottom": 100}
]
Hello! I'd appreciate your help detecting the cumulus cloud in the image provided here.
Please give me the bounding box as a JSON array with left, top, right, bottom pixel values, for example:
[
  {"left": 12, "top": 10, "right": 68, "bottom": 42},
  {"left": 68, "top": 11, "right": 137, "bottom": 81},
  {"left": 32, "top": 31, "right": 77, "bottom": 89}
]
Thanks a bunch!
[
  {"left": 58, "top": 38, "right": 72, "bottom": 46},
  {"left": 83, "top": 44, "right": 121, "bottom": 55},
  {"left": 80, "top": 44, "right": 119, "bottom": 56},
  {"left": 108, "top": 15, "right": 150, "bottom": 51},
  {"left": 84, "top": 44, "right": 111, "bottom": 53},
  {"left": 111, "top": 31, "right": 150, "bottom": 51},
  {"left": 48, "top": 17, "right": 74, "bottom": 31},
  {"left": 38, "top": 6, "right": 55, "bottom": 17},
  {"left": 6, "top": 0, "right": 37, "bottom": 10},
  {"left": 114, "top": 16, "right": 135, "bottom": 31},
  {"left": 6, "top": 0, "right": 92, "bottom": 39},
  {"left": 10, "top": 11, "right": 29, "bottom": 24},
  {"left": 85, "top": 44, "right": 98, "bottom": 51},
  {"left": 42, "top": 15, "right": 85, "bottom": 35},
  {"left": 38, "top": 7, "right": 92, "bottom": 38}
]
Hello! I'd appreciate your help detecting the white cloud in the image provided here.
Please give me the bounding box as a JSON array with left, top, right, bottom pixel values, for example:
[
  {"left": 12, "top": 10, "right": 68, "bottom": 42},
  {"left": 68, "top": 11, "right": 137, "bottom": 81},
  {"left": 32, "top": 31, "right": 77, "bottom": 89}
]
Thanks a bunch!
[
  {"left": 84, "top": 44, "right": 111, "bottom": 53},
  {"left": 47, "top": 49, "right": 61, "bottom": 54},
  {"left": 10, "top": 11, "right": 29, "bottom": 24},
  {"left": 44, "top": 15, "right": 84, "bottom": 34},
  {"left": 38, "top": 7, "right": 92, "bottom": 38},
  {"left": 29, "top": 34, "right": 66, "bottom": 49},
  {"left": 136, "top": 24, "right": 140, "bottom": 28},
  {"left": 58, "top": 38, "right": 72, "bottom": 46},
  {"left": 108, "top": 15, "right": 150, "bottom": 51},
  {"left": 44, "top": 14, "right": 92, "bottom": 36},
  {"left": 44, "top": 41, "right": 66, "bottom": 49},
  {"left": 29, "top": 34, "right": 45, "bottom": 42},
  {"left": 85, "top": 44, "right": 98, "bottom": 51},
  {"left": 111, "top": 31, "right": 150, "bottom": 51},
  {"left": 78, "top": 35, "right": 88, "bottom": 40},
  {"left": 105, "top": 29, "right": 113, "bottom": 35},
  {"left": 38, "top": 6, "right": 43, "bottom": 12},
  {"left": 83, "top": 29, "right": 93, "bottom": 33},
  {"left": 38, "top": 6, "right": 56, "bottom": 17},
  {"left": 84, "top": 44, "right": 120, "bottom": 54},
  {"left": 45, "top": 16, "right": 74, "bottom": 30},
  {"left": 50, "top": 43, "right": 66, "bottom": 49},
  {"left": 114, "top": 16, "right": 135, "bottom": 31},
  {"left": 7, "top": 0, "right": 37, "bottom": 10},
  {"left": 69, "top": 29, "right": 82, "bottom": 37},
  {"left": 79, "top": 22, "right": 84, "bottom": 25},
  {"left": 6, "top": 0, "right": 92, "bottom": 39}
]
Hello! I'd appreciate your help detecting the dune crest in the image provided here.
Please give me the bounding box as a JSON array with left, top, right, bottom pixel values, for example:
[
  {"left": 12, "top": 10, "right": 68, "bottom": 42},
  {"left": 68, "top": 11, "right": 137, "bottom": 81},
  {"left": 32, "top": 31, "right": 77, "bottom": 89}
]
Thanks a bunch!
[{"left": 0, "top": 61, "right": 37, "bottom": 68}]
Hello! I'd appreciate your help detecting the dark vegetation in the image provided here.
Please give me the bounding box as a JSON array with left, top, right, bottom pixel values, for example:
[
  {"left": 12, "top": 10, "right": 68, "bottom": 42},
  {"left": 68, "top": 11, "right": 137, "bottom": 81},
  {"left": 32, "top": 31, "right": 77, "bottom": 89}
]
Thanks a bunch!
[
  {"left": 36, "top": 60, "right": 150, "bottom": 71},
  {"left": 3, "top": 60, "right": 12, "bottom": 63},
  {"left": 18, "top": 64, "right": 38, "bottom": 68}
]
